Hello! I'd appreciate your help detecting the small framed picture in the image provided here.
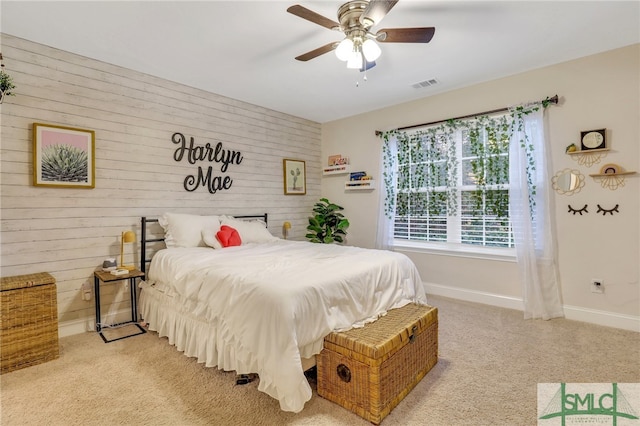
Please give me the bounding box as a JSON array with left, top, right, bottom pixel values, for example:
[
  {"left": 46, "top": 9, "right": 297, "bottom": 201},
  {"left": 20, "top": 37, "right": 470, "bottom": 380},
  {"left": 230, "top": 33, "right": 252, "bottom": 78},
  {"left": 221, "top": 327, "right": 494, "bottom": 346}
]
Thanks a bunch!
[
  {"left": 33, "top": 123, "right": 96, "bottom": 188},
  {"left": 580, "top": 128, "right": 606, "bottom": 151},
  {"left": 283, "top": 159, "right": 306, "bottom": 195}
]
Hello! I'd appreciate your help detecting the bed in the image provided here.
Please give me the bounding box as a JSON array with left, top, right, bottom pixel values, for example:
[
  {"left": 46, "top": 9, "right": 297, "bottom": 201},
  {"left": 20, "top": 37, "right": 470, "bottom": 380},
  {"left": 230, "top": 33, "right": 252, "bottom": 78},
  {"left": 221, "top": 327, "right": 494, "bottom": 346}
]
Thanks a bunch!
[{"left": 138, "top": 212, "right": 427, "bottom": 413}]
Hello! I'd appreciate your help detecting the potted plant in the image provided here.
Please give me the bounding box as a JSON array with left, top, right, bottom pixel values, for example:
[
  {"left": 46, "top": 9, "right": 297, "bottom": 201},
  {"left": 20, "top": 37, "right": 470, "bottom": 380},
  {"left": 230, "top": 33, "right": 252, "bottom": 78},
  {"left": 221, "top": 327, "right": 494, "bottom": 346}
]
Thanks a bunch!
[
  {"left": 306, "top": 198, "right": 350, "bottom": 244},
  {"left": 0, "top": 68, "right": 16, "bottom": 104}
]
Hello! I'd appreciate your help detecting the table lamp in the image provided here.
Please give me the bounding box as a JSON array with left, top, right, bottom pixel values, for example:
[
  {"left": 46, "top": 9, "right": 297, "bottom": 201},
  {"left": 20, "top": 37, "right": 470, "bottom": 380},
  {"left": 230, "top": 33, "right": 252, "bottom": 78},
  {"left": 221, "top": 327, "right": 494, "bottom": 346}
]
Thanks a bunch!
[
  {"left": 120, "top": 230, "right": 136, "bottom": 270},
  {"left": 283, "top": 221, "right": 291, "bottom": 239}
]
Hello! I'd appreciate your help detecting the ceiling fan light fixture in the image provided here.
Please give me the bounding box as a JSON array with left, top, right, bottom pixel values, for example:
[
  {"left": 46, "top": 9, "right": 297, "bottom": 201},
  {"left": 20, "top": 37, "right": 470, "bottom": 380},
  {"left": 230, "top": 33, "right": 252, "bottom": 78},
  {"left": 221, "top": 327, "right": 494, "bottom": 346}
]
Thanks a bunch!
[
  {"left": 288, "top": 1, "right": 436, "bottom": 70},
  {"left": 362, "top": 39, "right": 381, "bottom": 61},
  {"left": 335, "top": 38, "right": 354, "bottom": 61},
  {"left": 346, "top": 51, "right": 364, "bottom": 69}
]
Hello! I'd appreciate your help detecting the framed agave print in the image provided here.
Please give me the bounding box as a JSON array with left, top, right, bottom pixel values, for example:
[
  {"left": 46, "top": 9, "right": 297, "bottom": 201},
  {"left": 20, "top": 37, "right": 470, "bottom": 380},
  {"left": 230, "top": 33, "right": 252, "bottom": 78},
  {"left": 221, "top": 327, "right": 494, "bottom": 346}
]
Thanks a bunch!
[{"left": 33, "top": 123, "right": 95, "bottom": 188}]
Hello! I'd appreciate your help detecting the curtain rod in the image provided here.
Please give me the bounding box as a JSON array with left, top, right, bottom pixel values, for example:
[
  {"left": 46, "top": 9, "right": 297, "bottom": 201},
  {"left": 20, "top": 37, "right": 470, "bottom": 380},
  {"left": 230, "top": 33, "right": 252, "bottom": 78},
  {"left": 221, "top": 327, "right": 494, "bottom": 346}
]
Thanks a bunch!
[{"left": 374, "top": 94, "right": 559, "bottom": 136}]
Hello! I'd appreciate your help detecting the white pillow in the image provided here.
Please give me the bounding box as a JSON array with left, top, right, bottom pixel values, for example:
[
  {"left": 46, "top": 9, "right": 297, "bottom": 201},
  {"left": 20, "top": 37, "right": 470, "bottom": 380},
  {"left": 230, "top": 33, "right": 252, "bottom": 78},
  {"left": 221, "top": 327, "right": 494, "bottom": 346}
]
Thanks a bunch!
[
  {"left": 220, "top": 216, "right": 277, "bottom": 244},
  {"left": 201, "top": 227, "right": 223, "bottom": 249},
  {"left": 159, "top": 213, "right": 221, "bottom": 248}
]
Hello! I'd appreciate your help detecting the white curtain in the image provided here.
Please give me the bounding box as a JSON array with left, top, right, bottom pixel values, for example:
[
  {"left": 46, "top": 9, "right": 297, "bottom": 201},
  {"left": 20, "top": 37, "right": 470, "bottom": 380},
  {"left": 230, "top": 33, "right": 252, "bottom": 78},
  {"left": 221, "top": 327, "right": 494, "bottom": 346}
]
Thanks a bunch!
[
  {"left": 375, "top": 134, "right": 397, "bottom": 250},
  {"left": 508, "top": 107, "right": 564, "bottom": 320}
]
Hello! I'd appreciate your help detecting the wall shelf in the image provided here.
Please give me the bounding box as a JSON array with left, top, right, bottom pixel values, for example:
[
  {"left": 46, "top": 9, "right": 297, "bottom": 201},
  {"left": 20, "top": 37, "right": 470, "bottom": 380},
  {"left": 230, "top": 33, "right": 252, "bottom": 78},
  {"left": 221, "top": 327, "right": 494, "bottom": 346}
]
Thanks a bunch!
[
  {"left": 567, "top": 148, "right": 609, "bottom": 167},
  {"left": 345, "top": 180, "right": 376, "bottom": 191},
  {"left": 323, "top": 165, "right": 350, "bottom": 175},
  {"left": 589, "top": 171, "right": 636, "bottom": 190},
  {"left": 589, "top": 171, "right": 636, "bottom": 177}
]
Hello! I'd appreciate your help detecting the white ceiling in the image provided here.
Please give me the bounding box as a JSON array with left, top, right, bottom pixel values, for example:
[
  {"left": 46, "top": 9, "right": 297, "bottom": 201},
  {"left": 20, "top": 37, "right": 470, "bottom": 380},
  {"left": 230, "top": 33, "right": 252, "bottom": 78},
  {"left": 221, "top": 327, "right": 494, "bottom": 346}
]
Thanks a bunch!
[{"left": 2, "top": 1, "right": 639, "bottom": 123}]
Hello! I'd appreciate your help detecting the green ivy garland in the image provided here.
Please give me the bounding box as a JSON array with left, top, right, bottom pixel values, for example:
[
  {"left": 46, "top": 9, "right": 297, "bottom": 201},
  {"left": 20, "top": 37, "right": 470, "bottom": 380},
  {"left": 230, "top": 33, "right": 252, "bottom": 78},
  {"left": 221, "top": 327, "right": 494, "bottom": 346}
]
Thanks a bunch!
[
  {"left": 509, "top": 96, "right": 556, "bottom": 214},
  {"left": 381, "top": 130, "right": 398, "bottom": 219},
  {"left": 379, "top": 97, "right": 553, "bottom": 222},
  {"left": 467, "top": 114, "right": 511, "bottom": 218},
  {"left": 380, "top": 120, "right": 459, "bottom": 219}
]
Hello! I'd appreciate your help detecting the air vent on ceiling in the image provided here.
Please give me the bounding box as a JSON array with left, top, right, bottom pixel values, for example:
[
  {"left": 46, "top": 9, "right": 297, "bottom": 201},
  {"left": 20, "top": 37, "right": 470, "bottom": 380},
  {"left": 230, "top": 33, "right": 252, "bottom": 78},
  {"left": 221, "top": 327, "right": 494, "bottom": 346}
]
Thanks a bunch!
[{"left": 411, "top": 78, "right": 439, "bottom": 89}]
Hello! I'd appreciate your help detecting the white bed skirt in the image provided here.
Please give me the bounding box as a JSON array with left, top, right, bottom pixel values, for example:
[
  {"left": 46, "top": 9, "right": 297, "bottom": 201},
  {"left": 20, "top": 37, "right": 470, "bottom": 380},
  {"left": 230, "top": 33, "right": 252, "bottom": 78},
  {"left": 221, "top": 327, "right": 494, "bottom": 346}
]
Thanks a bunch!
[{"left": 138, "top": 281, "right": 318, "bottom": 408}]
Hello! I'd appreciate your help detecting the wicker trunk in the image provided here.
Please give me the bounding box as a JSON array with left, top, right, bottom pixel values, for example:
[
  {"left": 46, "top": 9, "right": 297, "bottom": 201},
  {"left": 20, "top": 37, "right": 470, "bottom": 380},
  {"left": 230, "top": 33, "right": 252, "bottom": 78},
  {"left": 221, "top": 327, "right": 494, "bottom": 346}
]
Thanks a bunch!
[
  {"left": 0, "top": 272, "right": 60, "bottom": 374},
  {"left": 317, "top": 303, "right": 438, "bottom": 424}
]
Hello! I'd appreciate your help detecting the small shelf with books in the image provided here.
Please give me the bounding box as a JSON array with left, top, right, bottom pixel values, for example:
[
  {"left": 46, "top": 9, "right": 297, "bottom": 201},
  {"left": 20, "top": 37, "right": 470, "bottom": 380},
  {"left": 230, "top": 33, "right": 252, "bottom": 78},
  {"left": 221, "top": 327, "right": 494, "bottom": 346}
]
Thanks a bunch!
[
  {"left": 345, "top": 170, "right": 375, "bottom": 191},
  {"left": 345, "top": 180, "right": 376, "bottom": 191},
  {"left": 324, "top": 154, "right": 351, "bottom": 176},
  {"left": 323, "top": 165, "right": 351, "bottom": 175}
]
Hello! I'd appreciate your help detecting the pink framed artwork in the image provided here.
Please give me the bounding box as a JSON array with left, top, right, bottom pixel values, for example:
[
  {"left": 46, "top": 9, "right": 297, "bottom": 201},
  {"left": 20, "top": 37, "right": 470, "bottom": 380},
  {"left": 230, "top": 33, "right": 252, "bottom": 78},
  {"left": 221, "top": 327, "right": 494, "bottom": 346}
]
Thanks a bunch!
[{"left": 33, "top": 123, "right": 96, "bottom": 188}]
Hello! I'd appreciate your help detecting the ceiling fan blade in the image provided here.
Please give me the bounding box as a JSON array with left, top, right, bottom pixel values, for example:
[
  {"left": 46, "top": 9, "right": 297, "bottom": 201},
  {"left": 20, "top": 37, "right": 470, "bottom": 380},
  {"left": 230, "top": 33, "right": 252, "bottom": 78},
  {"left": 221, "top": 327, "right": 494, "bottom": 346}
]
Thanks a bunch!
[
  {"left": 287, "top": 5, "right": 340, "bottom": 30},
  {"left": 295, "top": 42, "right": 339, "bottom": 61},
  {"left": 376, "top": 27, "right": 436, "bottom": 43},
  {"left": 360, "top": 0, "right": 399, "bottom": 28}
]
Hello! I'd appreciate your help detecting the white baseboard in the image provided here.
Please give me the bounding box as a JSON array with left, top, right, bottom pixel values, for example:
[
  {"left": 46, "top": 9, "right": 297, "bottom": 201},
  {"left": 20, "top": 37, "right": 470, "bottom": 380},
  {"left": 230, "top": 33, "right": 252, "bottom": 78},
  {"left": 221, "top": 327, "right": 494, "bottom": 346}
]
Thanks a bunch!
[
  {"left": 60, "top": 286, "right": 638, "bottom": 337},
  {"left": 561, "top": 304, "right": 640, "bottom": 333},
  {"left": 58, "top": 318, "right": 93, "bottom": 338},
  {"left": 59, "top": 308, "right": 134, "bottom": 338},
  {"left": 425, "top": 282, "right": 640, "bottom": 332}
]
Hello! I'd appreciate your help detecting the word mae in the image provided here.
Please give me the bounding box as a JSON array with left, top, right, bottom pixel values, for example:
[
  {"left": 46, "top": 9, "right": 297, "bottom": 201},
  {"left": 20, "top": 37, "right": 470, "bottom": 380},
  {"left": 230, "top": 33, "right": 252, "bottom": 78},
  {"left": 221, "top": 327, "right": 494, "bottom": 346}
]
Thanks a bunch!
[{"left": 172, "top": 132, "right": 243, "bottom": 193}]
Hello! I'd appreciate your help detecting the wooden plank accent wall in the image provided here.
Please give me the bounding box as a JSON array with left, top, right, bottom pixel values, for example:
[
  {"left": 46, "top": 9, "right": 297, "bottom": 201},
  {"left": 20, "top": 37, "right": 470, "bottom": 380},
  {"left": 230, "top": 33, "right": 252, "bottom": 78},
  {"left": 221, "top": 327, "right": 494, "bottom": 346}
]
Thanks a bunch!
[{"left": 0, "top": 34, "right": 321, "bottom": 335}]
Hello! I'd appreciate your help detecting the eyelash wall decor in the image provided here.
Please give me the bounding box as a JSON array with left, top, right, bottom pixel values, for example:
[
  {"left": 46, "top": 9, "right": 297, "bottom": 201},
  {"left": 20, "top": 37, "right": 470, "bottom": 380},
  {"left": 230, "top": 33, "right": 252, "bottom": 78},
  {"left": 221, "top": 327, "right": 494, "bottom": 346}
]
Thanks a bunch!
[
  {"left": 596, "top": 204, "right": 619, "bottom": 216},
  {"left": 568, "top": 204, "right": 588, "bottom": 215}
]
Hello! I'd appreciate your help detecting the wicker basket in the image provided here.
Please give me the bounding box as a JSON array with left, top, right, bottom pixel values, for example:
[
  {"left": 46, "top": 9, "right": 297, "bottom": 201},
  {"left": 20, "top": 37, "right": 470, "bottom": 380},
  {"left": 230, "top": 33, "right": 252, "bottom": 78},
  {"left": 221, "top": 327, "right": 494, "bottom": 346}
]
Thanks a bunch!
[
  {"left": 0, "top": 272, "right": 60, "bottom": 374},
  {"left": 317, "top": 303, "right": 438, "bottom": 424}
]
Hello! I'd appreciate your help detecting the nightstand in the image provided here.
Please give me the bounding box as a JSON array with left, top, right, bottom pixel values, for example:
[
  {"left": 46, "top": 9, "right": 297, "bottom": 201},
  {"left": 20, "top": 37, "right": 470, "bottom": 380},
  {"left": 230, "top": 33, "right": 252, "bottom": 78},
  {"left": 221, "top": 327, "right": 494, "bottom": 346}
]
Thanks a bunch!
[{"left": 93, "top": 269, "right": 146, "bottom": 343}]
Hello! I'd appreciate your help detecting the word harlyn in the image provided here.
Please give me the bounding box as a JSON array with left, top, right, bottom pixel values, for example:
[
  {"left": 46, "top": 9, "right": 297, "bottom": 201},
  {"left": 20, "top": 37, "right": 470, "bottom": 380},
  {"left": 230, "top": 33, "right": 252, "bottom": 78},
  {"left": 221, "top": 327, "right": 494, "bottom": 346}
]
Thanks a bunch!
[{"left": 172, "top": 132, "right": 243, "bottom": 193}]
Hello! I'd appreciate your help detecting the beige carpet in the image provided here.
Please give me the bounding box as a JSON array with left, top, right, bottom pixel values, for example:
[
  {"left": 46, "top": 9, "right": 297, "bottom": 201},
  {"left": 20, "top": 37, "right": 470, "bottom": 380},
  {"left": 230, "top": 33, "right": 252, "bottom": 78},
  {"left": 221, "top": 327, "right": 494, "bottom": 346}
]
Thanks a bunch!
[{"left": 1, "top": 296, "right": 638, "bottom": 425}]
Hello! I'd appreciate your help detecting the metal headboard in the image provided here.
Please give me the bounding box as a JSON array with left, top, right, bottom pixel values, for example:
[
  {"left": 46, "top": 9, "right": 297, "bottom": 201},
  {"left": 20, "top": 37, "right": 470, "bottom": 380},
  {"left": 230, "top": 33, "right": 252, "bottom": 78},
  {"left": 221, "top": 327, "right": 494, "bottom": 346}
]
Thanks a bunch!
[{"left": 140, "top": 214, "right": 268, "bottom": 277}]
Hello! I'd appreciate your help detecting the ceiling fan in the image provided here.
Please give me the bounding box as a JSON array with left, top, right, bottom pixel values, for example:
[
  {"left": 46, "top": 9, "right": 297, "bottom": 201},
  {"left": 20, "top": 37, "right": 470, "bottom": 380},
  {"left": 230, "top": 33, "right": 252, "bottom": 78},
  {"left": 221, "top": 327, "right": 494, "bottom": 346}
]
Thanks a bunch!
[{"left": 287, "top": 0, "right": 435, "bottom": 71}]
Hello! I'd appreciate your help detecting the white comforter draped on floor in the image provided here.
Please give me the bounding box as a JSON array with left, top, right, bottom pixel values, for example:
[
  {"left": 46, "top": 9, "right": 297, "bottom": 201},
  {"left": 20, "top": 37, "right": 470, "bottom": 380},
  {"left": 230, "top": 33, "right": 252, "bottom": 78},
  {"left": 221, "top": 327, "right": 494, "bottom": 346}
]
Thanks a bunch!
[{"left": 141, "top": 240, "right": 427, "bottom": 412}]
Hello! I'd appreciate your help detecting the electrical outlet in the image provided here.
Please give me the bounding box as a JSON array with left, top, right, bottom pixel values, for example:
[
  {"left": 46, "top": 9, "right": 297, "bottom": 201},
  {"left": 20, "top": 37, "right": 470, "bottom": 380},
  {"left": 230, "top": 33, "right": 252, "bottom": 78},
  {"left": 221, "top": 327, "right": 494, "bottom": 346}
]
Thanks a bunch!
[
  {"left": 591, "top": 279, "right": 604, "bottom": 294},
  {"left": 82, "top": 282, "right": 92, "bottom": 301}
]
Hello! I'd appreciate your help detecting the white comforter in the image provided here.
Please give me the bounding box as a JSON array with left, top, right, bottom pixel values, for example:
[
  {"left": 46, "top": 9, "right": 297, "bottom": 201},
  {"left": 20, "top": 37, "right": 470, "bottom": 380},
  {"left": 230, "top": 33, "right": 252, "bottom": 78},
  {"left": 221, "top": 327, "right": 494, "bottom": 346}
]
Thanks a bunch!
[{"left": 145, "top": 239, "right": 427, "bottom": 413}]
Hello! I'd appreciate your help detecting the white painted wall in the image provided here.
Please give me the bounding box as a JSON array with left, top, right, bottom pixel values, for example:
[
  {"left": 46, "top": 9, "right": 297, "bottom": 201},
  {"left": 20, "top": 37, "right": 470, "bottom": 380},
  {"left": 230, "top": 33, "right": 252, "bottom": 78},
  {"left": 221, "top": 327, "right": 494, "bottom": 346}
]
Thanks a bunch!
[
  {"left": 0, "top": 34, "right": 321, "bottom": 335},
  {"left": 322, "top": 44, "right": 640, "bottom": 330}
]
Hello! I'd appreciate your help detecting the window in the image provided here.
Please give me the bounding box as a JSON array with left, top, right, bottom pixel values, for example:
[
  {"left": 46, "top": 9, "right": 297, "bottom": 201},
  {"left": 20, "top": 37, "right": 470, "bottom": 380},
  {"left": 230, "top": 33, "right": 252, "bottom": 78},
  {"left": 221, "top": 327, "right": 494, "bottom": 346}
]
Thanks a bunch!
[{"left": 390, "top": 114, "right": 514, "bottom": 250}]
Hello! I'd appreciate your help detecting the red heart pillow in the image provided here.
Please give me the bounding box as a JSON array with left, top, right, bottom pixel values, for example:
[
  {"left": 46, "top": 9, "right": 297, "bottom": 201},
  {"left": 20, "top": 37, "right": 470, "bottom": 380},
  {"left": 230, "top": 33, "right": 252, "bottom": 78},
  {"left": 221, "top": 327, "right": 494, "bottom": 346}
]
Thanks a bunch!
[{"left": 216, "top": 225, "right": 242, "bottom": 247}]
